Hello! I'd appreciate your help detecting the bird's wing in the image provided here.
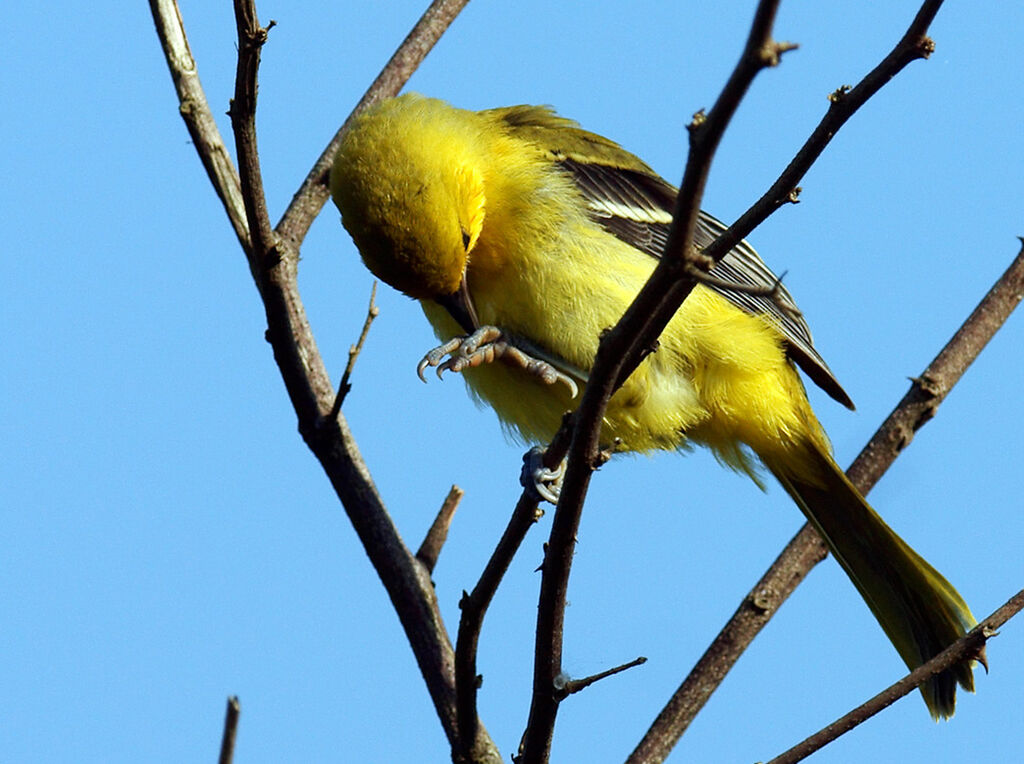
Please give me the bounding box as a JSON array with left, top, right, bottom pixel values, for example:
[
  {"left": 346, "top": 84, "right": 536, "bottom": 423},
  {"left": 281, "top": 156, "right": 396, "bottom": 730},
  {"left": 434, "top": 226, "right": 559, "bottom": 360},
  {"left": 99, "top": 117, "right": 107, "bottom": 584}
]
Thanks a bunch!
[{"left": 490, "top": 105, "right": 853, "bottom": 409}]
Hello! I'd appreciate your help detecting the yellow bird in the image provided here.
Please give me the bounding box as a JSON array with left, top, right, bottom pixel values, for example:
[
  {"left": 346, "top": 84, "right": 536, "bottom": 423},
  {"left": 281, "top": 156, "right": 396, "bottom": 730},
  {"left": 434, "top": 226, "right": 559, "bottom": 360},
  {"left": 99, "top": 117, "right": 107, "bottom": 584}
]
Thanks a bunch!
[{"left": 329, "top": 93, "right": 978, "bottom": 718}]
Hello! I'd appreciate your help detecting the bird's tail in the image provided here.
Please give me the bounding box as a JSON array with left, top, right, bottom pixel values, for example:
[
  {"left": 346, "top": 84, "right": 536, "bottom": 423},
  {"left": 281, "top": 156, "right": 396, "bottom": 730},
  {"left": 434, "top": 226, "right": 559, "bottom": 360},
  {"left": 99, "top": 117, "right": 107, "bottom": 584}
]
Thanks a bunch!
[{"left": 763, "top": 439, "right": 979, "bottom": 719}]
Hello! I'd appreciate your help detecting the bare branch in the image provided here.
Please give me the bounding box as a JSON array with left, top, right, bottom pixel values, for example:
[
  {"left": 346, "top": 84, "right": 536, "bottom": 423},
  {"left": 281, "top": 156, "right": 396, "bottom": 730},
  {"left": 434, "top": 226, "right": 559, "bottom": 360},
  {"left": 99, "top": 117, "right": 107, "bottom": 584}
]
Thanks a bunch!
[
  {"left": 417, "top": 485, "right": 463, "bottom": 574},
  {"left": 766, "top": 589, "right": 1024, "bottom": 764},
  {"left": 217, "top": 696, "right": 241, "bottom": 764},
  {"left": 330, "top": 282, "right": 380, "bottom": 417},
  {"left": 627, "top": 239, "right": 1024, "bottom": 763},
  {"left": 455, "top": 494, "right": 545, "bottom": 763},
  {"left": 519, "top": 3, "right": 790, "bottom": 762},
  {"left": 148, "top": 0, "right": 249, "bottom": 250},
  {"left": 276, "top": 0, "right": 471, "bottom": 250},
  {"left": 227, "top": 0, "right": 277, "bottom": 274},
  {"left": 150, "top": 0, "right": 482, "bottom": 755}
]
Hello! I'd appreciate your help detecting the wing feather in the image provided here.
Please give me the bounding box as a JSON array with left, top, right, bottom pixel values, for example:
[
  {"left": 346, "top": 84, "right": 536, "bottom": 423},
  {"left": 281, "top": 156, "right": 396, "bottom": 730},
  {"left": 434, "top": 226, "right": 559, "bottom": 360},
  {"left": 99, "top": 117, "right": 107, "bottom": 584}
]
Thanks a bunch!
[{"left": 492, "top": 108, "right": 854, "bottom": 409}]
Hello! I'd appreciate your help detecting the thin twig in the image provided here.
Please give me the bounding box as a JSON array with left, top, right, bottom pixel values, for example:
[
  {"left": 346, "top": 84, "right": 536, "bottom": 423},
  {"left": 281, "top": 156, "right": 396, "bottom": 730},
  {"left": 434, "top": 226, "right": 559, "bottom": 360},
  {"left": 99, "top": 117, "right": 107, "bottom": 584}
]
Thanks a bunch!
[
  {"left": 766, "top": 589, "right": 1024, "bottom": 764},
  {"left": 519, "top": 4, "right": 789, "bottom": 762},
  {"left": 417, "top": 485, "right": 463, "bottom": 574},
  {"left": 455, "top": 493, "right": 546, "bottom": 763},
  {"left": 227, "top": 0, "right": 277, "bottom": 274},
  {"left": 330, "top": 282, "right": 380, "bottom": 418},
  {"left": 275, "top": 0, "right": 471, "bottom": 251},
  {"left": 560, "top": 656, "right": 648, "bottom": 698},
  {"left": 148, "top": 0, "right": 249, "bottom": 250},
  {"left": 627, "top": 238, "right": 1024, "bottom": 764},
  {"left": 218, "top": 696, "right": 241, "bottom": 764}
]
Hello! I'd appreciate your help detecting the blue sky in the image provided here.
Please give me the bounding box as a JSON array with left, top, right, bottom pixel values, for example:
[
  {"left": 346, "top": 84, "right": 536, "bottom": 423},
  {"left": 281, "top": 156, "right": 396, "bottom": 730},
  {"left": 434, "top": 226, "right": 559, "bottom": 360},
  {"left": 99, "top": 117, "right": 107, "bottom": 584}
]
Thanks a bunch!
[{"left": 4, "top": 2, "right": 1023, "bottom": 762}]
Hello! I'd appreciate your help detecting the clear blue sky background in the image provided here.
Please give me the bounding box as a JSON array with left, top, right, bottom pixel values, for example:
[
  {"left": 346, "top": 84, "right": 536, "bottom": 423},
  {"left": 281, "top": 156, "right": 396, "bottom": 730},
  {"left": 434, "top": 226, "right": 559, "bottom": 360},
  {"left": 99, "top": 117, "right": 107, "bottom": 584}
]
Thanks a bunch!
[{"left": 4, "top": 2, "right": 1022, "bottom": 762}]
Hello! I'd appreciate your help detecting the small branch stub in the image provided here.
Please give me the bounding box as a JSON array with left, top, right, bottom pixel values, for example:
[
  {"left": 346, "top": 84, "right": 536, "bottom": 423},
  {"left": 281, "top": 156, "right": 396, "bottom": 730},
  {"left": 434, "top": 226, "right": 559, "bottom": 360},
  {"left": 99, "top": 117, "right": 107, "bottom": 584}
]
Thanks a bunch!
[
  {"left": 760, "top": 40, "right": 799, "bottom": 67},
  {"left": 559, "top": 656, "right": 648, "bottom": 698},
  {"left": 218, "top": 695, "right": 241, "bottom": 764},
  {"left": 417, "top": 485, "right": 463, "bottom": 573}
]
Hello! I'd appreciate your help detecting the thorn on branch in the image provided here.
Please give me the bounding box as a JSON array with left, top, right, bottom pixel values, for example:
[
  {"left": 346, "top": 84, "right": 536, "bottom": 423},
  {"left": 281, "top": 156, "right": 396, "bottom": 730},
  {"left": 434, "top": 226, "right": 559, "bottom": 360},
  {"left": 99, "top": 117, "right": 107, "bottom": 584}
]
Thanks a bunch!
[{"left": 557, "top": 656, "right": 648, "bottom": 699}]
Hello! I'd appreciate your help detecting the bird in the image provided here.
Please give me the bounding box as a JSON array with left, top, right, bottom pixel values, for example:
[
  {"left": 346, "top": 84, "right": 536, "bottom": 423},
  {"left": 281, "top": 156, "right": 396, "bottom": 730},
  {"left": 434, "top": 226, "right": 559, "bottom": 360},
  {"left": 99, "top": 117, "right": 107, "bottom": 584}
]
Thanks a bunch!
[{"left": 329, "top": 92, "right": 979, "bottom": 718}]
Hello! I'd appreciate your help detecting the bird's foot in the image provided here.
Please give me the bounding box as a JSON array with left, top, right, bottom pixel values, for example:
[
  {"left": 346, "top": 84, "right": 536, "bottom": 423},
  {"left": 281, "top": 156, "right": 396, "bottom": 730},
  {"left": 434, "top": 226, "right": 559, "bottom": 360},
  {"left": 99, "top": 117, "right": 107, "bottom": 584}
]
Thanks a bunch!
[
  {"left": 521, "top": 446, "right": 565, "bottom": 504},
  {"left": 417, "top": 326, "right": 579, "bottom": 398}
]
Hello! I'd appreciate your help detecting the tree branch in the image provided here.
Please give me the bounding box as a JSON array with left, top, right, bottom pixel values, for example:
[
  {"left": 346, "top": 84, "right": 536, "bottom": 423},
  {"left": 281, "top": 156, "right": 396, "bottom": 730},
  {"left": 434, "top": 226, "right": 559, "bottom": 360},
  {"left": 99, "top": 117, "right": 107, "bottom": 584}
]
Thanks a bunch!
[
  {"left": 148, "top": 0, "right": 249, "bottom": 250},
  {"left": 766, "top": 589, "right": 1024, "bottom": 764},
  {"left": 627, "top": 238, "right": 1024, "bottom": 763},
  {"left": 455, "top": 493, "right": 545, "bottom": 763},
  {"left": 519, "top": 3, "right": 790, "bottom": 762},
  {"left": 151, "top": 0, "right": 488, "bottom": 757},
  {"left": 228, "top": 0, "right": 277, "bottom": 278}
]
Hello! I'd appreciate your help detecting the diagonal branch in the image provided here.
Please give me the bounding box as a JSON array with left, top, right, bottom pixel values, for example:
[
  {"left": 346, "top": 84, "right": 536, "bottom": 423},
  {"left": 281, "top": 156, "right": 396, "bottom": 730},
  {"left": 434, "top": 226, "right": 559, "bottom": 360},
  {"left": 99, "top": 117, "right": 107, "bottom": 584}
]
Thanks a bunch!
[
  {"left": 151, "top": 0, "right": 489, "bottom": 758},
  {"left": 519, "top": 3, "right": 791, "bottom": 762},
  {"left": 455, "top": 494, "right": 545, "bottom": 762},
  {"left": 627, "top": 238, "right": 1024, "bottom": 764},
  {"left": 525, "top": 1, "right": 959, "bottom": 761},
  {"left": 766, "top": 588, "right": 1024, "bottom": 764},
  {"left": 149, "top": 0, "right": 249, "bottom": 250}
]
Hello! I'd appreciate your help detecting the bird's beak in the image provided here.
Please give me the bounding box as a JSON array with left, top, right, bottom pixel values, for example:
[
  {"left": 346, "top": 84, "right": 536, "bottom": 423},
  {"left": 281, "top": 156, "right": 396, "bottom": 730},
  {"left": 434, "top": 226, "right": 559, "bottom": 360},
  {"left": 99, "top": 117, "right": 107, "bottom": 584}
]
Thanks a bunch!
[{"left": 436, "top": 277, "right": 480, "bottom": 334}]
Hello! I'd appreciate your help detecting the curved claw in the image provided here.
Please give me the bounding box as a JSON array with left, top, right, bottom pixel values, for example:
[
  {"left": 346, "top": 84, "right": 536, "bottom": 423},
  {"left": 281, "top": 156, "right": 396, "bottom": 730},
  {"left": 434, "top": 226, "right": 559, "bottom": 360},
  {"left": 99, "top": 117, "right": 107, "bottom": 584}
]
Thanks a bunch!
[
  {"left": 415, "top": 326, "right": 581, "bottom": 398},
  {"left": 417, "top": 337, "right": 467, "bottom": 382},
  {"left": 521, "top": 446, "right": 566, "bottom": 505}
]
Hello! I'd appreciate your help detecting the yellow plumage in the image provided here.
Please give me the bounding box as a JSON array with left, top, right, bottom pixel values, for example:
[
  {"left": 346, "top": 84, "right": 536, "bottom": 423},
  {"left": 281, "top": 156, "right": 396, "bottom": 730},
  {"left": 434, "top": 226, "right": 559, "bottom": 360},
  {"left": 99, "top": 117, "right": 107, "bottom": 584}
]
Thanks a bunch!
[{"left": 330, "top": 93, "right": 978, "bottom": 718}]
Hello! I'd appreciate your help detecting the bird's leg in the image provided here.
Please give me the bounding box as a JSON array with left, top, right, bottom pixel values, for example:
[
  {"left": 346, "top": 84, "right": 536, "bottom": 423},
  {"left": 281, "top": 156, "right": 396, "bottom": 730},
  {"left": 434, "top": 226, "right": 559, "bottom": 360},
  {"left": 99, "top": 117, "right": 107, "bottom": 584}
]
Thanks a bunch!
[
  {"left": 417, "top": 326, "right": 579, "bottom": 398},
  {"left": 520, "top": 446, "right": 565, "bottom": 505}
]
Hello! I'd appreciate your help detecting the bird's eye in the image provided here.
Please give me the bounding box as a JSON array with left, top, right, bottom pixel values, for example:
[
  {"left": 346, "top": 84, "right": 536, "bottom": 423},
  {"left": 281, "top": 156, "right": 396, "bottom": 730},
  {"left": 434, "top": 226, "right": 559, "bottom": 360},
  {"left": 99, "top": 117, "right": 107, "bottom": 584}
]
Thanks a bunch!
[{"left": 461, "top": 227, "right": 472, "bottom": 251}]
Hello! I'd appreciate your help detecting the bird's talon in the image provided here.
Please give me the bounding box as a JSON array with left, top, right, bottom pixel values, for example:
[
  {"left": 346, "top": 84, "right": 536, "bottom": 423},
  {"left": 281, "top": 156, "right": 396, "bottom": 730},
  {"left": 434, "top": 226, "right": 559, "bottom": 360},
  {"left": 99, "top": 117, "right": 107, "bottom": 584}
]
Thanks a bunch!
[{"left": 521, "top": 446, "right": 566, "bottom": 505}]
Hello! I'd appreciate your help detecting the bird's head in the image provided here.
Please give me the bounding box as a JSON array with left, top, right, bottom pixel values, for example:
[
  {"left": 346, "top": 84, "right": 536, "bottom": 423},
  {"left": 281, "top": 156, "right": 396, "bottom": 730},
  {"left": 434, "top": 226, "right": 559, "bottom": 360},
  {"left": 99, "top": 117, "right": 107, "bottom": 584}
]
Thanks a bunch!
[{"left": 329, "top": 94, "right": 486, "bottom": 302}]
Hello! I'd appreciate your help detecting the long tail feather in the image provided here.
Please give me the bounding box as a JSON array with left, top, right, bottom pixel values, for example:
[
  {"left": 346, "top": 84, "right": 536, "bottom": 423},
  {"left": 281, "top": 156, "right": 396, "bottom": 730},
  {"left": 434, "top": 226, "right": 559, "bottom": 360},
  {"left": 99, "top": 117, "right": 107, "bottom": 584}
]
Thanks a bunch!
[{"left": 765, "top": 440, "right": 978, "bottom": 719}]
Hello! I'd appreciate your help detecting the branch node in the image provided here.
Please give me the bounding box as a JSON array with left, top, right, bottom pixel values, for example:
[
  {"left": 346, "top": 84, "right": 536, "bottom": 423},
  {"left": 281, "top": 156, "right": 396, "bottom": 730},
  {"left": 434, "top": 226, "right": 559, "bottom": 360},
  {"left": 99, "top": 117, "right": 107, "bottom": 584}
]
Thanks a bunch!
[
  {"left": 828, "top": 84, "right": 852, "bottom": 104},
  {"left": 915, "top": 35, "right": 936, "bottom": 58},
  {"left": 761, "top": 40, "right": 799, "bottom": 67},
  {"left": 750, "top": 586, "right": 776, "bottom": 613}
]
